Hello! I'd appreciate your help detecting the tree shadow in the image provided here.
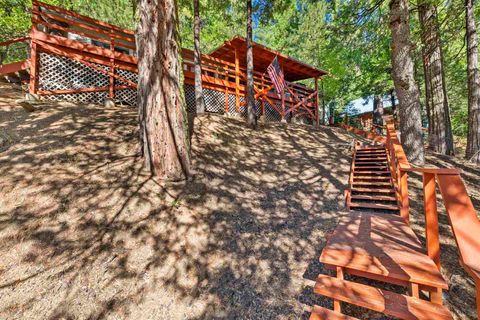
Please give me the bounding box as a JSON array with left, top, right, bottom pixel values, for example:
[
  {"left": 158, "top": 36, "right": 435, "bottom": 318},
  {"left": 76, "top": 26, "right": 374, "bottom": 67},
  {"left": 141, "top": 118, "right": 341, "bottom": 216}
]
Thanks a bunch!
[{"left": 0, "top": 84, "right": 417, "bottom": 319}]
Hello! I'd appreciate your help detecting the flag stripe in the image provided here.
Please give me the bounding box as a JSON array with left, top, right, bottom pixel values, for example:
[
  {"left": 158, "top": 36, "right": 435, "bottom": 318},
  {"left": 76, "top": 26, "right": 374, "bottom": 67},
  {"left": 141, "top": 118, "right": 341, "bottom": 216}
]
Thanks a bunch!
[{"left": 266, "top": 56, "right": 286, "bottom": 94}]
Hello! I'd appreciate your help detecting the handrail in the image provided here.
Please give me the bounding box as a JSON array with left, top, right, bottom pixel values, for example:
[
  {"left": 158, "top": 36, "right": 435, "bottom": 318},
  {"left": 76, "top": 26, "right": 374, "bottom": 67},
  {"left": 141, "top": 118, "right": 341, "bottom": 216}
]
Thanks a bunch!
[
  {"left": 404, "top": 167, "right": 480, "bottom": 319},
  {"left": 385, "top": 120, "right": 411, "bottom": 222},
  {"left": 340, "top": 119, "right": 480, "bottom": 317},
  {"left": 0, "top": 37, "right": 30, "bottom": 47}
]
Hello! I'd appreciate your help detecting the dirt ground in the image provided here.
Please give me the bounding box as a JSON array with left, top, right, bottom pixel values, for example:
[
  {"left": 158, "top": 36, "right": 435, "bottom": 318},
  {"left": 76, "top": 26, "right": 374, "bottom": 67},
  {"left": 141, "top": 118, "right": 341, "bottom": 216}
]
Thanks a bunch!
[{"left": 0, "top": 83, "right": 478, "bottom": 319}]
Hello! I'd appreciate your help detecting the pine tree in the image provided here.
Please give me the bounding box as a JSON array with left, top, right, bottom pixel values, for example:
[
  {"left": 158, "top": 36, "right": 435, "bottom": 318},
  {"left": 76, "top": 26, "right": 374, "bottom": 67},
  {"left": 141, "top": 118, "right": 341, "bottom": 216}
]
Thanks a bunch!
[
  {"left": 193, "top": 0, "right": 205, "bottom": 114},
  {"left": 465, "top": 0, "right": 480, "bottom": 163},
  {"left": 418, "top": 0, "right": 454, "bottom": 155},
  {"left": 137, "top": 0, "right": 191, "bottom": 179},
  {"left": 389, "top": 0, "right": 425, "bottom": 164},
  {"left": 246, "top": 0, "right": 257, "bottom": 129}
]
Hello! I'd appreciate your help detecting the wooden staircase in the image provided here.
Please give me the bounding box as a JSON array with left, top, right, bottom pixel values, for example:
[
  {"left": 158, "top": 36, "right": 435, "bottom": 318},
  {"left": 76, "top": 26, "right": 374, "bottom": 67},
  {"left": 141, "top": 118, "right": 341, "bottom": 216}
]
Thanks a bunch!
[
  {"left": 346, "top": 145, "right": 400, "bottom": 214},
  {"left": 310, "top": 141, "right": 454, "bottom": 319}
]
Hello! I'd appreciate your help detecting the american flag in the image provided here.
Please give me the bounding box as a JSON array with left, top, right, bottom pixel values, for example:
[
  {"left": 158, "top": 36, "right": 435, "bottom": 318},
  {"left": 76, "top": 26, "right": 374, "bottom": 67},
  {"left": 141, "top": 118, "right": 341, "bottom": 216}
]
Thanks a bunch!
[{"left": 266, "top": 56, "right": 285, "bottom": 94}]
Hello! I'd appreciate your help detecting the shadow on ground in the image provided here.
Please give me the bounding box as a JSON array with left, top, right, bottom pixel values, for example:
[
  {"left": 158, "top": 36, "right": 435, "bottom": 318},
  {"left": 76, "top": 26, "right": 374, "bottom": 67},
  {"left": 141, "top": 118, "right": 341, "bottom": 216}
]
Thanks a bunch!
[{"left": 0, "top": 84, "right": 353, "bottom": 319}]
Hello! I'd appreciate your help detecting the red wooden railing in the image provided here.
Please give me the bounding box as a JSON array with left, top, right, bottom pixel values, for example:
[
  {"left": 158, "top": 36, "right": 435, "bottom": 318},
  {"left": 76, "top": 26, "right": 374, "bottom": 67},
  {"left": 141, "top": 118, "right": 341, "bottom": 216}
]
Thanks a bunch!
[
  {"left": 343, "top": 120, "right": 480, "bottom": 318},
  {"left": 385, "top": 121, "right": 411, "bottom": 222},
  {"left": 0, "top": 37, "right": 31, "bottom": 75},
  {"left": 12, "top": 0, "right": 318, "bottom": 120}
]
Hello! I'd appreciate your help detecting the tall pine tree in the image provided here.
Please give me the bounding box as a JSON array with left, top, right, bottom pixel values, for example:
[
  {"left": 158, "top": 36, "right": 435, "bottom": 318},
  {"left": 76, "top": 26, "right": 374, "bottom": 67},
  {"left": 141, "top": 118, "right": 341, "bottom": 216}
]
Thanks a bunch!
[{"left": 137, "top": 0, "right": 191, "bottom": 179}]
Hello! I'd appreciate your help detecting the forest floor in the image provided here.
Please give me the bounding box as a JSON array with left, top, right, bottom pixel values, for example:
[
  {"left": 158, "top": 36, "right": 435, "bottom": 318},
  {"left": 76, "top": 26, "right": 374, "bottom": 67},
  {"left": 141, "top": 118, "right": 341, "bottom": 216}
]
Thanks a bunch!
[{"left": 0, "top": 83, "right": 478, "bottom": 319}]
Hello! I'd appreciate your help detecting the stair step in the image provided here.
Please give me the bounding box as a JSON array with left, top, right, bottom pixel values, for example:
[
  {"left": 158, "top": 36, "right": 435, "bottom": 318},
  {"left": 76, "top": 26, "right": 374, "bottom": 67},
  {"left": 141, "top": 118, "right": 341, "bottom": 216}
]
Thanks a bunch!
[
  {"left": 354, "top": 161, "right": 387, "bottom": 165},
  {"left": 355, "top": 158, "right": 388, "bottom": 161},
  {"left": 309, "top": 305, "right": 359, "bottom": 320},
  {"left": 357, "top": 146, "right": 385, "bottom": 150},
  {"left": 351, "top": 187, "right": 394, "bottom": 193},
  {"left": 350, "top": 202, "right": 399, "bottom": 210},
  {"left": 353, "top": 166, "right": 388, "bottom": 170},
  {"left": 356, "top": 151, "right": 386, "bottom": 155},
  {"left": 353, "top": 170, "right": 390, "bottom": 174},
  {"left": 352, "top": 181, "right": 392, "bottom": 186},
  {"left": 314, "top": 275, "right": 453, "bottom": 320},
  {"left": 351, "top": 194, "right": 397, "bottom": 201},
  {"left": 353, "top": 176, "right": 391, "bottom": 180}
]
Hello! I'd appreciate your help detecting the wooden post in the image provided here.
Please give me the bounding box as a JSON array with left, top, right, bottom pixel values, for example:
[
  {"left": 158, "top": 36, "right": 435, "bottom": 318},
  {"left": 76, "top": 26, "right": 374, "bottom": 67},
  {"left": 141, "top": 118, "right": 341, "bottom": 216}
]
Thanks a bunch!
[
  {"left": 235, "top": 47, "right": 240, "bottom": 112},
  {"left": 423, "top": 172, "right": 441, "bottom": 270},
  {"left": 261, "top": 75, "right": 265, "bottom": 116},
  {"left": 225, "top": 86, "right": 229, "bottom": 113},
  {"left": 281, "top": 89, "right": 285, "bottom": 121},
  {"left": 334, "top": 266, "right": 344, "bottom": 312},
  {"left": 315, "top": 77, "right": 319, "bottom": 126},
  {"left": 29, "top": 2, "right": 40, "bottom": 94},
  {"left": 321, "top": 80, "right": 326, "bottom": 125},
  {"left": 109, "top": 36, "right": 115, "bottom": 99},
  {"left": 399, "top": 170, "right": 410, "bottom": 224},
  {"left": 476, "top": 281, "right": 480, "bottom": 320}
]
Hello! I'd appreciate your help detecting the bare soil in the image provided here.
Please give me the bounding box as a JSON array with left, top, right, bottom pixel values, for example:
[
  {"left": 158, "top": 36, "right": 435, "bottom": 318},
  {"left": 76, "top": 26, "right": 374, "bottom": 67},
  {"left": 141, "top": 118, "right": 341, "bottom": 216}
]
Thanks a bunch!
[{"left": 0, "top": 83, "right": 478, "bottom": 319}]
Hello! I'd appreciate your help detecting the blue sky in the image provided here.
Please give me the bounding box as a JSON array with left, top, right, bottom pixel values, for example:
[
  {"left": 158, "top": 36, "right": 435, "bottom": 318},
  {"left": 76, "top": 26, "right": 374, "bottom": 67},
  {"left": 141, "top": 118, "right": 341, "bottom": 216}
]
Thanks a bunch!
[{"left": 347, "top": 96, "right": 395, "bottom": 115}]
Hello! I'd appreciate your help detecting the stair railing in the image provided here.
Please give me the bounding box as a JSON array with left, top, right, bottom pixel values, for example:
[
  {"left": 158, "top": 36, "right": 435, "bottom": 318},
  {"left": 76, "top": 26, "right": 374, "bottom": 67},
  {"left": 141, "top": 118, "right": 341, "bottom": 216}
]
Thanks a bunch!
[
  {"left": 342, "top": 119, "right": 480, "bottom": 317},
  {"left": 385, "top": 121, "right": 411, "bottom": 223},
  {"left": 401, "top": 167, "right": 480, "bottom": 319}
]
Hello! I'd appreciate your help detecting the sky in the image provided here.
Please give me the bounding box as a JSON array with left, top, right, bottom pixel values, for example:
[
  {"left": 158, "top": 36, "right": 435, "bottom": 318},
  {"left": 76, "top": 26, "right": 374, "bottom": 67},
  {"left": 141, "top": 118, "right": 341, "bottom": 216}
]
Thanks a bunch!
[{"left": 347, "top": 96, "right": 395, "bottom": 115}]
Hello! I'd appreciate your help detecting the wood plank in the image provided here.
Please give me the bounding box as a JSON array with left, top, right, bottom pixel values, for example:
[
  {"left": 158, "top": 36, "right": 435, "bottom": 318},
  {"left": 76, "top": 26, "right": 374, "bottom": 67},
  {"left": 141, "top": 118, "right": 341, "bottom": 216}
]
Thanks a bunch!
[
  {"left": 436, "top": 174, "right": 480, "bottom": 280},
  {"left": 314, "top": 275, "right": 452, "bottom": 320},
  {"left": 352, "top": 181, "right": 392, "bottom": 186},
  {"left": 353, "top": 176, "right": 391, "bottom": 180},
  {"left": 309, "top": 305, "right": 359, "bottom": 320},
  {"left": 320, "top": 212, "right": 448, "bottom": 289},
  {"left": 352, "top": 171, "right": 390, "bottom": 175},
  {"left": 354, "top": 161, "right": 388, "bottom": 165},
  {"left": 0, "top": 60, "right": 29, "bottom": 75},
  {"left": 351, "top": 194, "right": 397, "bottom": 201},
  {"left": 349, "top": 202, "right": 398, "bottom": 211}
]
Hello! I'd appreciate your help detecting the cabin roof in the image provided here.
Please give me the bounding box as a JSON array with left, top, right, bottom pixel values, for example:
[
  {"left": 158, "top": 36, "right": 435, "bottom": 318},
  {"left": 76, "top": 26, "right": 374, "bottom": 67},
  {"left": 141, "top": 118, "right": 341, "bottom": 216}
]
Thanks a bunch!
[{"left": 209, "top": 36, "right": 328, "bottom": 82}]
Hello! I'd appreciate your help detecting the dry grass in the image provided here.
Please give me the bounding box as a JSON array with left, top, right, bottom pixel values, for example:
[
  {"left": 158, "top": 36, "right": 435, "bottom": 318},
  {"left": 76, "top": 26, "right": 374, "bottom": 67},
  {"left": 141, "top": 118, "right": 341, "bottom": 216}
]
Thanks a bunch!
[{"left": 0, "top": 83, "right": 478, "bottom": 319}]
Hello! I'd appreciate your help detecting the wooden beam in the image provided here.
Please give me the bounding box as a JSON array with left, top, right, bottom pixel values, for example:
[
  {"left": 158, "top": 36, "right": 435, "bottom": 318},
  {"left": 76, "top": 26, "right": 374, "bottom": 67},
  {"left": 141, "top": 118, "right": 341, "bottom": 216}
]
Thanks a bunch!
[{"left": 235, "top": 47, "right": 240, "bottom": 112}]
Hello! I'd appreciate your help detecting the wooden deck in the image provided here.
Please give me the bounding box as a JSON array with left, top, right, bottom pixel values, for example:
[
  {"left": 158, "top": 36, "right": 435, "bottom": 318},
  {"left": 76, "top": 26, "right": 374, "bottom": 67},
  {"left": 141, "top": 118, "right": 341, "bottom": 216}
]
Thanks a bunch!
[{"left": 320, "top": 212, "right": 447, "bottom": 290}]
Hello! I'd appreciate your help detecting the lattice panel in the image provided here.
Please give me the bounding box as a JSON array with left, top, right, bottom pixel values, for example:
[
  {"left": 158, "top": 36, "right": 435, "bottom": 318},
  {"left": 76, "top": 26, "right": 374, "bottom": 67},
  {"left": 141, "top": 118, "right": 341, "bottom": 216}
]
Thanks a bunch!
[
  {"left": 39, "top": 52, "right": 109, "bottom": 91},
  {"left": 204, "top": 88, "right": 225, "bottom": 114},
  {"left": 184, "top": 85, "right": 196, "bottom": 112},
  {"left": 115, "top": 68, "right": 138, "bottom": 106},
  {"left": 42, "top": 91, "right": 108, "bottom": 105},
  {"left": 264, "top": 101, "right": 282, "bottom": 122}
]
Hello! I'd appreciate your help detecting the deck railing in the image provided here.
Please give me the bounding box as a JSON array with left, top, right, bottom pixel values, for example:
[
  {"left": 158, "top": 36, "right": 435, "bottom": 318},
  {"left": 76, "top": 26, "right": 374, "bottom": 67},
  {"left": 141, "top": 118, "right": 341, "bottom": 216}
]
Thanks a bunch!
[
  {"left": 0, "top": 37, "right": 31, "bottom": 75},
  {"left": 15, "top": 0, "right": 318, "bottom": 120}
]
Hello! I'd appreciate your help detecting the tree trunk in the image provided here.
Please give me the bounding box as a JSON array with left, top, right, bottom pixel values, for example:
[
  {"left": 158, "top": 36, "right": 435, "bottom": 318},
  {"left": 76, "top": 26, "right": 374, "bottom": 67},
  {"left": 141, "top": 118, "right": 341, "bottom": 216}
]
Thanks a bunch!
[
  {"left": 246, "top": 0, "right": 257, "bottom": 129},
  {"left": 322, "top": 81, "right": 326, "bottom": 125},
  {"left": 136, "top": 0, "right": 190, "bottom": 179},
  {"left": 389, "top": 0, "right": 425, "bottom": 164},
  {"left": 418, "top": 1, "right": 454, "bottom": 155},
  {"left": 373, "top": 95, "right": 384, "bottom": 134},
  {"left": 194, "top": 0, "right": 205, "bottom": 114},
  {"left": 465, "top": 0, "right": 480, "bottom": 163}
]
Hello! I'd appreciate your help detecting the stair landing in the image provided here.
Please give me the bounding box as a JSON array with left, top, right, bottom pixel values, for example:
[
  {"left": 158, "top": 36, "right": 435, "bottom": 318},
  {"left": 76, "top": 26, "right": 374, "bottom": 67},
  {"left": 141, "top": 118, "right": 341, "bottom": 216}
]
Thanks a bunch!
[{"left": 320, "top": 212, "right": 447, "bottom": 290}]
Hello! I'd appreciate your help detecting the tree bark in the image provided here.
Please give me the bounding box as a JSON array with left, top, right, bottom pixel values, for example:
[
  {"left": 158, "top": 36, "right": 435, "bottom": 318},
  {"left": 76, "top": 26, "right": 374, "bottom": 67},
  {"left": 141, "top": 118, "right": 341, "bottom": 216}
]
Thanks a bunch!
[
  {"left": 136, "top": 0, "right": 190, "bottom": 179},
  {"left": 389, "top": 0, "right": 425, "bottom": 164},
  {"left": 194, "top": 0, "right": 205, "bottom": 114},
  {"left": 418, "top": 1, "right": 454, "bottom": 155},
  {"left": 373, "top": 95, "right": 384, "bottom": 134},
  {"left": 246, "top": 0, "right": 257, "bottom": 129},
  {"left": 465, "top": 0, "right": 480, "bottom": 163}
]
